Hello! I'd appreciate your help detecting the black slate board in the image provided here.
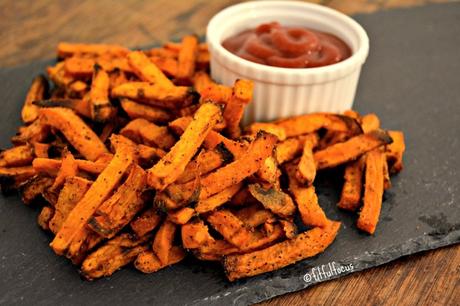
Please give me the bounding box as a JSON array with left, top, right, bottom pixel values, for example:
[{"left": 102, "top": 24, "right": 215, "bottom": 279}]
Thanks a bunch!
[{"left": 1, "top": 3, "right": 459, "bottom": 305}]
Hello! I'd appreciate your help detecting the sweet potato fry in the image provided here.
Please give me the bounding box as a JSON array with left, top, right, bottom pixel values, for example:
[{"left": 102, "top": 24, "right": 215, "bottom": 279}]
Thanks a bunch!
[
  {"left": 248, "top": 183, "right": 296, "bottom": 218},
  {"left": 233, "top": 204, "right": 275, "bottom": 227},
  {"left": 181, "top": 219, "right": 215, "bottom": 249},
  {"left": 135, "top": 247, "right": 185, "bottom": 273},
  {"left": 89, "top": 65, "right": 113, "bottom": 122},
  {"left": 32, "top": 142, "right": 50, "bottom": 158},
  {"left": 176, "top": 35, "right": 198, "bottom": 83},
  {"left": 120, "top": 99, "right": 172, "bottom": 123},
  {"left": 127, "top": 51, "right": 174, "bottom": 88},
  {"left": 22, "top": 75, "right": 48, "bottom": 123},
  {"left": 207, "top": 209, "right": 283, "bottom": 251},
  {"left": 286, "top": 163, "right": 329, "bottom": 227},
  {"left": 49, "top": 176, "right": 92, "bottom": 234},
  {"left": 194, "top": 71, "right": 232, "bottom": 103},
  {"left": 338, "top": 157, "right": 365, "bottom": 211},
  {"left": 130, "top": 207, "right": 162, "bottom": 238},
  {"left": 256, "top": 156, "right": 281, "bottom": 185},
  {"left": 314, "top": 130, "right": 393, "bottom": 170},
  {"left": 296, "top": 134, "right": 319, "bottom": 185},
  {"left": 150, "top": 56, "right": 178, "bottom": 77},
  {"left": 360, "top": 113, "right": 380, "bottom": 133},
  {"left": 194, "top": 240, "right": 240, "bottom": 260},
  {"left": 275, "top": 113, "right": 362, "bottom": 138},
  {"left": 38, "top": 206, "right": 55, "bottom": 231},
  {"left": 224, "top": 79, "right": 254, "bottom": 138},
  {"left": 50, "top": 149, "right": 78, "bottom": 191},
  {"left": 47, "top": 62, "right": 74, "bottom": 88},
  {"left": 20, "top": 175, "right": 54, "bottom": 204},
  {"left": 357, "top": 149, "right": 386, "bottom": 234},
  {"left": 111, "top": 82, "right": 195, "bottom": 109},
  {"left": 167, "top": 207, "right": 195, "bottom": 225},
  {"left": 152, "top": 220, "right": 177, "bottom": 265},
  {"left": 199, "top": 132, "right": 277, "bottom": 199},
  {"left": 224, "top": 220, "right": 341, "bottom": 281},
  {"left": 0, "top": 166, "right": 36, "bottom": 191},
  {"left": 175, "top": 149, "right": 228, "bottom": 184},
  {"left": 386, "top": 130, "right": 405, "bottom": 174},
  {"left": 0, "top": 145, "right": 34, "bottom": 167},
  {"left": 274, "top": 135, "right": 307, "bottom": 164},
  {"left": 120, "top": 118, "right": 176, "bottom": 150},
  {"left": 12, "top": 119, "right": 49, "bottom": 145},
  {"left": 50, "top": 135, "right": 136, "bottom": 255},
  {"left": 39, "top": 107, "right": 108, "bottom": 161},
  {"left": 33, "top": 98, "right": 92, "bottom": 118},
  {"left": 81, "top": 233, "right": 149, "bottom": 280},
  {"left": 57, "top": 42, "right": 129, "bottom": 58},
  {"left": 247, "top": 123, "right": 286, "bottom": 141},
  {"left": 33, "top": 155, "right": 111, "bottom": 176},
  {"left": 195, "top": 183, "right": 242, "bottom": 214},
  {"left": 89, "top": 164, "right": 146, "bottom": 238},
  {"left": 147, "top": 102, "right": 221, "bottom": 190}
]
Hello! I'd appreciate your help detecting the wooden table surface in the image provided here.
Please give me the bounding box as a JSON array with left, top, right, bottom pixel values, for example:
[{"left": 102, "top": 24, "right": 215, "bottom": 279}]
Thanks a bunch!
[{"left": 1, "top": 1, "right": 458, "bottom": 305}]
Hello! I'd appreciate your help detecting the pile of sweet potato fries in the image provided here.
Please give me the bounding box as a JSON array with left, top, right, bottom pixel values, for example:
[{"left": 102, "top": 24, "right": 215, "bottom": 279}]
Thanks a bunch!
[{"left": 0, "top": 35, "right": 405, "bottom": 281}]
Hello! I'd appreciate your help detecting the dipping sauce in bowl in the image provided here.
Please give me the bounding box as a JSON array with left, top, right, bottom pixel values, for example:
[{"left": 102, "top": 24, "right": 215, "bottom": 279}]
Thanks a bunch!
[{"left": 222, "top": 22, "right": 351, "bottom": 69}]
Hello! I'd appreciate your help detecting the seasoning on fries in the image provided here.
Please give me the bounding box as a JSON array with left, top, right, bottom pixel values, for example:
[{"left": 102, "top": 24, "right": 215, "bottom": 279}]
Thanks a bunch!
[{"left": 0, "top": 39, "right": 405, "bottom": 281}]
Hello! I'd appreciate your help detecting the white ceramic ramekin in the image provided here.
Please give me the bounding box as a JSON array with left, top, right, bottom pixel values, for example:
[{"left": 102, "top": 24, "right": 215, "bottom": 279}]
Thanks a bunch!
[{"left": 206, "top": 1, "right": 369, "bottom": 124}]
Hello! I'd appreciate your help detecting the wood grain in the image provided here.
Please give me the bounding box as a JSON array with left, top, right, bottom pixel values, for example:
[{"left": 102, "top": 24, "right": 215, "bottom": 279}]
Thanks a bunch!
[{"left": 0, "top": 1, "right": 458, "bottom": 305}]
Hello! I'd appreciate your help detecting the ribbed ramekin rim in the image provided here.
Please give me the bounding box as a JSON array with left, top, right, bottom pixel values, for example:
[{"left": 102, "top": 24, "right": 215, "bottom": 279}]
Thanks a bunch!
[{"left": 206, "top": 0, "right": 369, "bottom": 79}]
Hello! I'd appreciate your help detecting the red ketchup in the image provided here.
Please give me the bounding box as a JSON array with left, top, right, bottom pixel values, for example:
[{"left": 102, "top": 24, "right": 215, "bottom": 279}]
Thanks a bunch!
[{"left": 222, "top": 22, "right": 351, "bottom": 68}]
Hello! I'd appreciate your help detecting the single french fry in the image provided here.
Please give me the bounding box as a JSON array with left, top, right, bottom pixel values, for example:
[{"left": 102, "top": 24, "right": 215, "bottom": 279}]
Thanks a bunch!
[
  {"left": 12, "top": 119, "right": 49, "bottom": 145},
  {"left": 81, "top": 233, "right": 149, "bottom": 280},
  {"left": 296, "top": 134, "right": 319, "bottom": 185},
  {"left": 33, "top": 155, "right": 111, "bottom": 176},
  {"left": 248, "top": 183, "right": 296, "bottom": 218},
  {"left": 22, "top": 75, "right": 48, "bottom": 123},
  {"left": 147, "top": 102, "right": 222, "bottom": 190},
  {"left": 361, "top": 113, "right": 380, "bottom": 133},
  {"left": 57, "top": 42, "right": 129, "bottom": 58},
  {"left": 50, "top": 135, "right": 137, "bottom": 255},
  {"left": 127, "top": 51, "right": 174, "bottom": 88},
  {"left": 224, "top": 79, "right": 254, "bottom": 138},
  {"left": 38, "top": 206, "right": 55, "bottom": 231},
  {"left": 314, "top": 130, "right": 393, "bottom": 170},
  {"left": 176, "top": 35, "right": 199, "bottom": 83},
  {"left": 130, "top": 207, "right": 162, "bottom": 238},
  {"left": 286, "top": 163, "right": 329, "bottom": 227},
  {"left": 195, "top": 183, "right": 242, "bottom": 214},
  {"left": 224, "top": 221, "right": 341, "bottom": 281},
  {"left": 233, "top": 204, "right": 275, "bottom": 227},
  {"left": 275, "top": 113, "right": 362, "bottom": 138},
  {"left": 357, "top": 149, "right": 386, "bottom": 234},
  {"left": 32, "top": 142, "right": 50, "bottom": 158},
  {"left": 50, "top": 149, "right": 78, "bottom": 191},
  {"left": 89, "top": 65, "right": 113, "bottom": 122},
  {"left": 33, "top": 98, "right": 92, "bottom": 118},
  {"left": 274, "top": 135, "right": 307, "bottom": 164},
  {"left": 0, "top": 166, "right": 37, "bottom": 190},
  {"left": 20, "top": 175, "right": 54, "bottom": 205},
  {"left": 247, "top": 123, "right": 286, "bottom": 141},
  {"left": 39, "top": 107, "right": 108, "bottom": 161},
  {"left": 150, "top": 56, "right": 178, "bottom": 77},
  {"left": 120, "top": 118, "right": 176, "bottom": 150},
  {"left": 194, "top": 240, "right": 240, "bottom": 260},
  {"left": 194, "top": 71, "right": 232, "bottom": 103},
  {"left": 120, "top": 99, "right": 172, "bottom": 123},
  {"left": 88, "top": 164, "right": 146, "bottom": 238},
  {"left": 199, "top": 132, "right": 277, "bottom": 199},
  {"left": 175, "top": 149, "right": 227, "bottom": 184},
  {"left": 167, "top": 207, "right": 195, "bottom": 225},
  {"left": 135, "top": 247, "right": 185, "bottom": 274},
  {"left": 0, "top": 145, "right": 34, "bottom": 167},
  {"left": 181, "top": 219, "right": 215, "bottom": 249},
  {"left": 386, "top": 130, "right": 405, "bottom": 174},
  {"left": 111, "top": 82, "right": 194, "bottom": 109},
  {"left": 49, "top": 176, "right": 92, "bottom": 234},
  {"left": 338, "top": 157, "right": 365, "bottom": 211},
  {"left": 152, "top": 220, "right": 177, "bottom": 265}
]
